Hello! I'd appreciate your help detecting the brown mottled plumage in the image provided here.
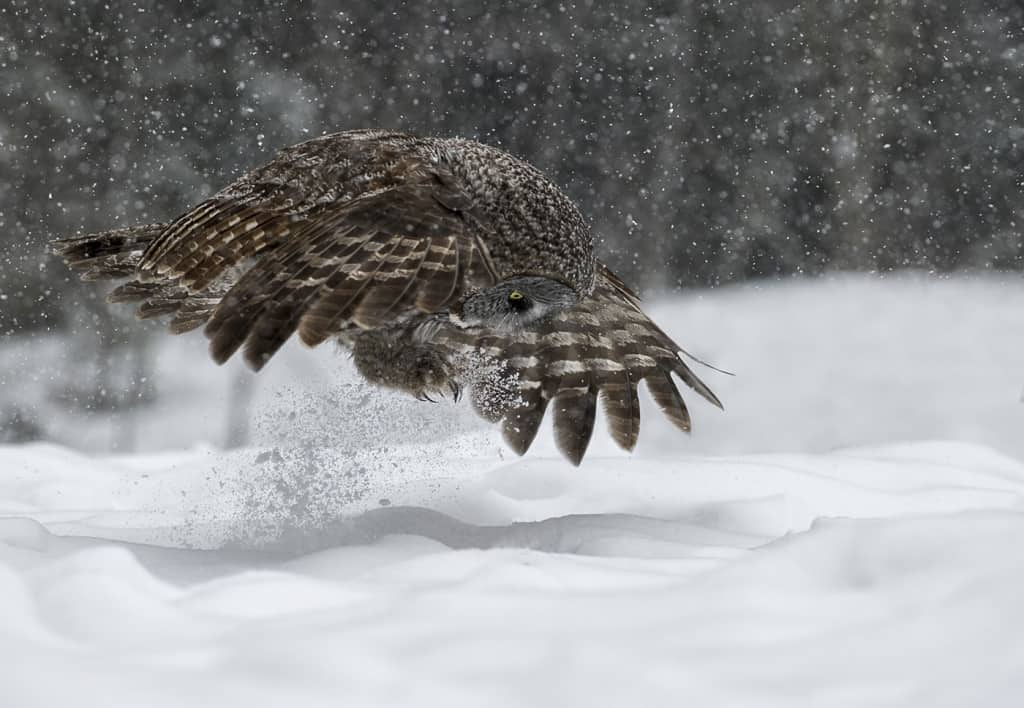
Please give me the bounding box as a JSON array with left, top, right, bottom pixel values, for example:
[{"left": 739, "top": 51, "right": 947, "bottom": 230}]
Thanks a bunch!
[{"left": 53, "top": 129, "right": 721, "bottom": 464}]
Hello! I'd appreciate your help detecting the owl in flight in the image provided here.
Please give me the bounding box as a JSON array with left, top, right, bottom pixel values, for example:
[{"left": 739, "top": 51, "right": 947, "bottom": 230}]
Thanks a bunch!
[{"left": 54, "top": 130, "right": 721, "bottom": 464}]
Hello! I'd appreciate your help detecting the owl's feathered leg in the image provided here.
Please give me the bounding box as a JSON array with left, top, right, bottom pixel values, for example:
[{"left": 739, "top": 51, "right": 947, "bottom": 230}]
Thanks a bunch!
[{"left": 350, "top": 326, "right": 459, "bottom": 402}]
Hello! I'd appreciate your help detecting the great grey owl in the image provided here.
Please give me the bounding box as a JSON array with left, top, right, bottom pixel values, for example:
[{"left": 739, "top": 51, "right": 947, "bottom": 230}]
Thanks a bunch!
[{"left": 54, "top": 129, "right": 722, "bottom": 464}]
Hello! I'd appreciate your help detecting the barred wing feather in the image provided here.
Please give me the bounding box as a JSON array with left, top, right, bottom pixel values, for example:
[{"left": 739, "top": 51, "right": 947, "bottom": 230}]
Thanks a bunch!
[{"left": 438, "top": 267, "right": 722, "bottom": 465}]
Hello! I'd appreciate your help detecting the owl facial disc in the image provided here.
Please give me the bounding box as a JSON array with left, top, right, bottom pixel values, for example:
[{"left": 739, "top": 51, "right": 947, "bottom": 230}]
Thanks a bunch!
[{"left": 451, "top": 276, "right": 577, "bottom": 333}]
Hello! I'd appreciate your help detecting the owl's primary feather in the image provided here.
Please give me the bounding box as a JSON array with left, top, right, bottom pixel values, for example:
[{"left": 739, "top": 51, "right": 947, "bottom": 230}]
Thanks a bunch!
[
  {"left": 432, "top": 264, "right": 721, "bottom": 464},
  {"left": 52, "top": 129, "right": 721, "bottom": 464}
]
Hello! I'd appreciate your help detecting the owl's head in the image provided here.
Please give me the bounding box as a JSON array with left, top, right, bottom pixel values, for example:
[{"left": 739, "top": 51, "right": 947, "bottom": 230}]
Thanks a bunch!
[{"left": 451, "top": 276, "right": 578, "bottom": 333}]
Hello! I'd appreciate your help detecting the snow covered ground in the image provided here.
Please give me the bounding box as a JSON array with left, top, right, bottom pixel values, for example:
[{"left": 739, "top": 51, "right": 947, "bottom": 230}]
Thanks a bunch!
[{"left": 2, "top": 272, "right": 1024, "bottom": 707}]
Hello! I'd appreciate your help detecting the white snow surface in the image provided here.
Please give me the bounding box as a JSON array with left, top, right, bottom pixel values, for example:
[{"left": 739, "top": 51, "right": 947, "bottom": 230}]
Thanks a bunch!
[{"left": 2, "top": 273, "right": 1024, "bottom": 707}]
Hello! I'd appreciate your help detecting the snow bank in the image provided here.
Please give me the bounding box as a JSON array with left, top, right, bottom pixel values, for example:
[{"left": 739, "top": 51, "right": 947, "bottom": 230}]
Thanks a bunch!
[{"left": 2, "top": 439, "right": 1024, "bottom": 707}]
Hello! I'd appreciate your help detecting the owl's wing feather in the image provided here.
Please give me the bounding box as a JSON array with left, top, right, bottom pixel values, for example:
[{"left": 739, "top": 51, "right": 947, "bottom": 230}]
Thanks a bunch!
[
  {"left": 599, "top": 367, "right": 640, "bottom": 451},
  {"left": 54, "top": 132, "right": 483, "bottom": 369},
  {"left": 138, "top": 131, "right": 408, "bottom": 291},
  {"left": 53, "top": 224, "right": 168, "bottom": 280},
  {"left": 141, "top": 200, "right": 295, "bottom": 292},
  {"left": 501, "top": 395, "right": 550, "bottom": 455},
  {"left": 52, "top": 223, "right": 237, "bottom": 336},
  {"left": 189, "top": 178, "right": 493, "bottom": 369},
  {"left": 352, "top": 236, "right": 433, "bottom": 326},
  {"left": 438, "top": 265, "right": 721, "bottom": 465},
  {"left": 415, "top": 234, "right": 463, "bottom": 312},
  {"left": 294, "top": 188, "right": 483, "bottom": 345},
  {"left": 56, "top": 170, "right": 497, "bottom": 375},
  {"left": 205, "top": 217, "right": 392, "bottom": 366},
  {"left": 551, "top": 382, "right": 599, "bottom": 465},
  {"left": 61, "top": 133, "right": 500, "bottom": 371}
]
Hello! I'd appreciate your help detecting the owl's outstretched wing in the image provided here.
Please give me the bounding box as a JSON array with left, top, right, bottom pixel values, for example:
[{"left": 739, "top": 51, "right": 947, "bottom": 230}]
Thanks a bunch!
[
  {"left": 54, "top": 131, "right": 498, "bottom": 370},
  {"left": 437, "top": 265, "right": 722, "bottom": 465},
  {"left": 195, "top": 179, "right": 497, "bottom": 368}
]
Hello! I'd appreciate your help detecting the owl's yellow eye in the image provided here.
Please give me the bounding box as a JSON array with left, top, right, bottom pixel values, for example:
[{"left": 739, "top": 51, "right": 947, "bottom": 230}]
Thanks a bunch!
[{"left": 508, "top": 290, "right": 524, "bottom": 301}]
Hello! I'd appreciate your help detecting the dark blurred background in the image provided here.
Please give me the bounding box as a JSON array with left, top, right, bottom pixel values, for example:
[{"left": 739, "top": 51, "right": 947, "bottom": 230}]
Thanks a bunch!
[{"left": 1, "top": 0, "right": 1022, "bottom": 444}]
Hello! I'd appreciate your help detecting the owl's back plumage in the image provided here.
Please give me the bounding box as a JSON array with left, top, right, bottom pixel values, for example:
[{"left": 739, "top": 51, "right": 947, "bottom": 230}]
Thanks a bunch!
[{"left": 54, "top": 129, "right": 721, "bottom": 464}]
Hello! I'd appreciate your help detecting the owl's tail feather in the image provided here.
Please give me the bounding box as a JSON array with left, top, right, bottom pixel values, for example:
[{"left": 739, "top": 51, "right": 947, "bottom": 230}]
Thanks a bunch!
[{"left": 52, "top": 223, "right": 224, "bottom": 333}]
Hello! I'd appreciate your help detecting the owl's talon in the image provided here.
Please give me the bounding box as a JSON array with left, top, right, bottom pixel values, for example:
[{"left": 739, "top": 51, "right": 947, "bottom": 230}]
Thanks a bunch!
[{"left": 448, "top": 381, "right": 462, "bottom": 403}]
